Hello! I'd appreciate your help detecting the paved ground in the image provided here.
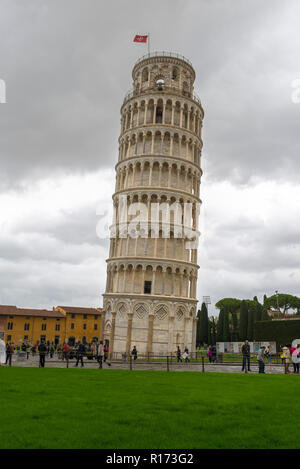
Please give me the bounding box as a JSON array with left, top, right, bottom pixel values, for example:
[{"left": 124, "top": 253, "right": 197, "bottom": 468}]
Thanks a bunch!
[{"left": 1, "top": 355, "right": 288, "bottom": 374}]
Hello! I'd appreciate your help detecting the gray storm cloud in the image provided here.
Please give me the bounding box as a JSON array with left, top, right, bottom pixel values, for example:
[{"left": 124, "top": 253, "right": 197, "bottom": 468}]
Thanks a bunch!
[{"left": 0, "top": 0, "right": 300, "bottom": 310}]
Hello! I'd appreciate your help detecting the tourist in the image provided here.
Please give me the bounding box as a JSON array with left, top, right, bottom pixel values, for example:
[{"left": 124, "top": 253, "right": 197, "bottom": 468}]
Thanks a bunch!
[
  {"left": 38, "top": 340, "right": 47, "bottom": 368},
  {"left": 265, "top": 344, "right": 272, "bottom": 364},
  {"left": 49, "top": 343, "right": 55, "bottom": 359},
  {"left": 292, "top": 345, "right": 300, "bottom": 374},
  {"left": 257, "top": 345, "right": 266, "bottom": 374},
  {"left": 282, "top": 344, "right": 291, "bottom": 374},
  {"left": 241, "top": 340, "right": 251, "bottom": 372},
  {"left": 183, "top": 346, "right": 190, "bottom": 363},
  {"left": 104, "top": 343, "right": 109, "bottom": 362},
  {"left": 176, "top": 346, "right": 182, "bottom": 363},
  {"left": 211, "top": 345, "right": 217, "bottom": 363},
  {"left": 131, "top": 346, "right": 138, "bottom": 360},
  {"left": 97, "top": 340, "right": 104, "bottom": 369},
  {"left": 62, "top": 342, "right": 70, "bottom": 361},
  {"left": 207, "top": 346, "right": 212, "bottom": 363},
  {"left": 74, "top": 341, "right": 85, "bottom": 368},
  {"left": 91, "top": 342, "right": 97, "bottom": 359},
  {"left": 5, "top": 342, "right": 14, "bottom": 365}
]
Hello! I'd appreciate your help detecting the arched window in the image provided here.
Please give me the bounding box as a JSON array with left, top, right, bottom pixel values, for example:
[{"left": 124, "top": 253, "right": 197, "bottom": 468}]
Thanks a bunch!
[
  {"left": 172, "top": 67, "right": 179, "bottom": 81},
  {"left": 142, "top": 67, "right": 149, "bottom": 82}
]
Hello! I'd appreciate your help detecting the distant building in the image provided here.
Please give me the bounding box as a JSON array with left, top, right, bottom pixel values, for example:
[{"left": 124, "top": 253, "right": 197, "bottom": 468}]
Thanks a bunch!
[{"left": 0, "top": 305, "right": 103, "bottom": 345}]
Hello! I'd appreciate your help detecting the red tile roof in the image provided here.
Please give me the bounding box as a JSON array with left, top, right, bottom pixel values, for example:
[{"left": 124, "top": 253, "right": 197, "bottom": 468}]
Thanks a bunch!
[
  {"left": 57, "top": 306, "right": 103, "bottom": 316},
  {"left": 0, "top": 305, "right": 65, "bottom": 318}
]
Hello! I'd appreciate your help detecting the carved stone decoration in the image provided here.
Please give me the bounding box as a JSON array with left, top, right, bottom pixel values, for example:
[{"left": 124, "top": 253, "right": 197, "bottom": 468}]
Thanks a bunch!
[
  {"left": 134, "top": 303, "right": 148, "bottom": 319},
  {"left": 175, "top": 306, "right": 185, "bottom": 321},
  {"left": 154, "top": 304, "right": 169, "bottom": 321},
  {"left": 117, "top": 302, "right": 128, "bottom": 318}
]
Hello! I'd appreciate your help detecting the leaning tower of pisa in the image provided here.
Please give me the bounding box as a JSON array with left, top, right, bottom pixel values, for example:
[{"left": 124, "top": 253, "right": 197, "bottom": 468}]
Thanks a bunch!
[{"left": 102, "top": 52, "right": 204, "bottom": 356}]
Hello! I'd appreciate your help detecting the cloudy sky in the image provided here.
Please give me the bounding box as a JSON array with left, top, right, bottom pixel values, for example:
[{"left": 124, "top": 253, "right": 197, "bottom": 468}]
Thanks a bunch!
[{"left": 0, "top": 0, "right": 300, "bottom": 313}]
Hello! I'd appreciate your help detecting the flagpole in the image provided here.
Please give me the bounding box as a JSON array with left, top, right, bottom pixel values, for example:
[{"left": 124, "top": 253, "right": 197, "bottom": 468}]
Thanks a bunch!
[{"left": 148, "top": 33, "right": 150, "bottom": 55}]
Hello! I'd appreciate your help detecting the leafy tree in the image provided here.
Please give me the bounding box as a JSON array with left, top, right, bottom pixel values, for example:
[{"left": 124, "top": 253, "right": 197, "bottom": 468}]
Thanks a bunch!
[
  {"left": 210, "top": 317, "right": 217, "bottom": 345},
  {"left": 231, "top": 311, "right": 239, "bottom": 341},
  {"left": 261, "top": 305, "right": 270, "bottom": 321},
  {"left": 264, "top": 293, "right": 300, "bottom": 315},
  {"left": 215, "top": 298, "right": 241, "bottom": 313},
  {"left": 223, "top": 306, "right": 230, "bottom": 342},
  {"left": 239, "top": 300, "right": 248, "bottom": 341},
  {"left": 198, "top": 302, "right": 209, "bottom": 345},
  {"left": 196, "top": 309, "right": 201, "bottom": 346},
  {"left": 247, "top": 303, "right": 255, "bottom": 341},
  {"left": 216, "top": 308, "right": 224, "bottom": 342}
]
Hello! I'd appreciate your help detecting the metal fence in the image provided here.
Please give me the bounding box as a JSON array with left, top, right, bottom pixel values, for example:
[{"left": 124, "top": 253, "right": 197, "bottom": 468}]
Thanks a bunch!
[{"left": 3, "top": 351, "right": 291, "bottom": 374}]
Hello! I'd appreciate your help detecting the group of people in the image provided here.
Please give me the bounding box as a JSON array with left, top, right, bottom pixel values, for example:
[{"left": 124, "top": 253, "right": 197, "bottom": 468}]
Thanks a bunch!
[
  {"left": 280, "top": 343, "right": 300, "bottom": 374},
  {"left": 176, "top": 346, "right": 190, "bottom": 362},
  {"left": 241, "top": 340, "right": 300, "bottom": 374}
]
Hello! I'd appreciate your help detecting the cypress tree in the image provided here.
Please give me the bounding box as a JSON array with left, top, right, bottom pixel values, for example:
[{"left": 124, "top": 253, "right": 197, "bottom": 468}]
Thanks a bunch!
[
  {"left": 247, "top": 304, "right": 254, "bottom": 341},
  {"left": 217, "top": 308, "right": 224, "bottom": 342},
  {"left": 231, "top": 311, "right": 239, "bottom": 341},
  {"left": 239, "top": 300, "right": 248, "bottom": 341},
  {"left": 223, "top": 306, "right": 230, "bottom": 342},
  {"left": 211, "top": 317, "right": 217, "bottom": 345},
  {"left": 198, "top": 302, "right": 208, "bottom": 344},
  {"left": 261, "top": 305, "right": 270, "bottom": 321},
  {"left": 207, "top": 318, "right": 212, "bottom": 345},
  {"left": 196, "top": 309, "right": 201, "bottom": 347}
]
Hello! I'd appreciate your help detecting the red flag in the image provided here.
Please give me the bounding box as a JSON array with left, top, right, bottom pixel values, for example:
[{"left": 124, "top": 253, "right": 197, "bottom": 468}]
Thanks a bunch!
[{"left": 133, "top": 34, "right": 148, "bottom": 43}]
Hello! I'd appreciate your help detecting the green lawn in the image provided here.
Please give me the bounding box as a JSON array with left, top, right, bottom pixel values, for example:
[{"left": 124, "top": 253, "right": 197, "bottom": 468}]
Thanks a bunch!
[{"left": 0, "top": 367, "right": 299, "bottom": 449}]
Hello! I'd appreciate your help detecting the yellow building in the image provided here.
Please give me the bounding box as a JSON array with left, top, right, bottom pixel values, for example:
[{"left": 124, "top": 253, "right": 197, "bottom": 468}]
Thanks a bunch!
[{"left": 0, "top": 305, "right": 103, "bottom": 345}]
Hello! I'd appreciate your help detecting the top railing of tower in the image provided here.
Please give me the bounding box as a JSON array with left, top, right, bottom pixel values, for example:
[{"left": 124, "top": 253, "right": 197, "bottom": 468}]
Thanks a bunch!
[
  {"left": 123, "top": 86, "right": 202, "bottom": 107},
  {"left": 133, "top": 51, "right": 194, "bottom": 68}
]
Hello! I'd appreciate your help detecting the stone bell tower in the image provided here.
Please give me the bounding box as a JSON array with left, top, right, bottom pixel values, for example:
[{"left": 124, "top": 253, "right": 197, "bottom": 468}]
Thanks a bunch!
[{"left": 102, "top": 52, "right": 204, "bottom": 356}]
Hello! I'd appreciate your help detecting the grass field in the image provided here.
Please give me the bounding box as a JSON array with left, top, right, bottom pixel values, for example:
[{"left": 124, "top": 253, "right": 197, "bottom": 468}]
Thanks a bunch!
[{"left": 0, "top": 367, "right": 299, "bottom": 449}]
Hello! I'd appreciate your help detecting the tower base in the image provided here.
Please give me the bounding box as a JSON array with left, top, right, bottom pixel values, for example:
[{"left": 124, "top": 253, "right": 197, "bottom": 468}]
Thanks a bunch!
[{"left": 102, "top": 294, "right": 198, "bottom": 356}]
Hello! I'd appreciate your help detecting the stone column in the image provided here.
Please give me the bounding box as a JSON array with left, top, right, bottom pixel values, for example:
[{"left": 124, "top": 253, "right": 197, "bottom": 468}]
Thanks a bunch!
[
  {"left": 100, "top": 310, "right": 106, "bottom": 342},
  {"left": 183, "top": 316, "right": 190, "bottom": 348},
  {"left": 126, "top": 312, "right": 134, "bottom": 355},
  {"left": 147, "top": 313, "right": 154, "bottom": 354},
  {"left": 110, "top": 311, "right": 117, "bottom": 357},
  {"left": 168, "top": 315, "right": 175, "bottom": 353},
  {"left": 192, "top": 316, "right": 198, "bottom": 352}
]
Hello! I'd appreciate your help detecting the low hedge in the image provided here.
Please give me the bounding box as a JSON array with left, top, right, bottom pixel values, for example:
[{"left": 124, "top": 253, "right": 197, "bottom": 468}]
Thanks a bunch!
[{"left": 254, "top": 319, "right": 300, "bottom": 349}]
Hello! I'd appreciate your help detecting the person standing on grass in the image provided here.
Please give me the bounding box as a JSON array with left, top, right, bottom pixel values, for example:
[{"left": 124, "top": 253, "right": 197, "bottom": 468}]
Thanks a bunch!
[
  {"left": 208, "top": 346, "right": 212, "bottom": 363},
  {"left": 176, "top": 346, "right": 182, "bottom": 363},
  {"left": 74, "top": 341, "right": 85, "bottom": 368},
  {"left": 38, "top": 340, "right": 47, "bottom": 368},
  {"left": 282, "top": 345, "right": 291, "bottom": 374},
  {"left": 183, "top": 346, "right": 190, "bottom": 363},
  {"left": 132, "top": 346, "right": 138, "bottom": 360},
  {"left": 292, "top": 345, "right": 300, "bottom": 374},
  {"left": 212, "top": 345, "right": 217, "bottom": 363},
  {"left": 241, "top": 340, "right": 251, "bottom": 372},
  {"left": 97, "top": 340, "right": 104, "bottom": 369},
  {"left": 5, "top": 342, "right": 13, "bottom": 365},
  {"left": 104, "top": 343, "right": 109, "bottom": 362},
  {"left": 257, "top": 345, "right": 266, "bottom": 374},
  {"left": 49, "top": 343, "right": 55, "bottom": 359}
]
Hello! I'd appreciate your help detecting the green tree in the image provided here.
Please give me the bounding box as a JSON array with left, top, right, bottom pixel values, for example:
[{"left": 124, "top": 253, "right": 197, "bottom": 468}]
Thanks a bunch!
[
  {"left": 231, "top": 311, "right": 239, "bottom": 341},
  {"left": 217, "top": 308, "right": 225, "bottom": 342},
  {"left": 215, "top": 298, "right": 241, "bottom": 313},
  {"left": 223, "top": 306, "right": 230, "bottom": 342},
  {"left": 210, "top": 317, "right": 217, "bottom": 345},
  {"left": 196, "top": 309, "right": 201, "bottom": 346},
  {"left": 264, "top": 293, "right": 300, "bottom": 316},
  {"left": 239, "top": 300, "right": 248, "bottom": 341},
  {"left": 198, "top": 302, "right": 209, "bottom": 345},
  {"left": 247, "top": 303, "right": 255, "bottom": 341}
]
